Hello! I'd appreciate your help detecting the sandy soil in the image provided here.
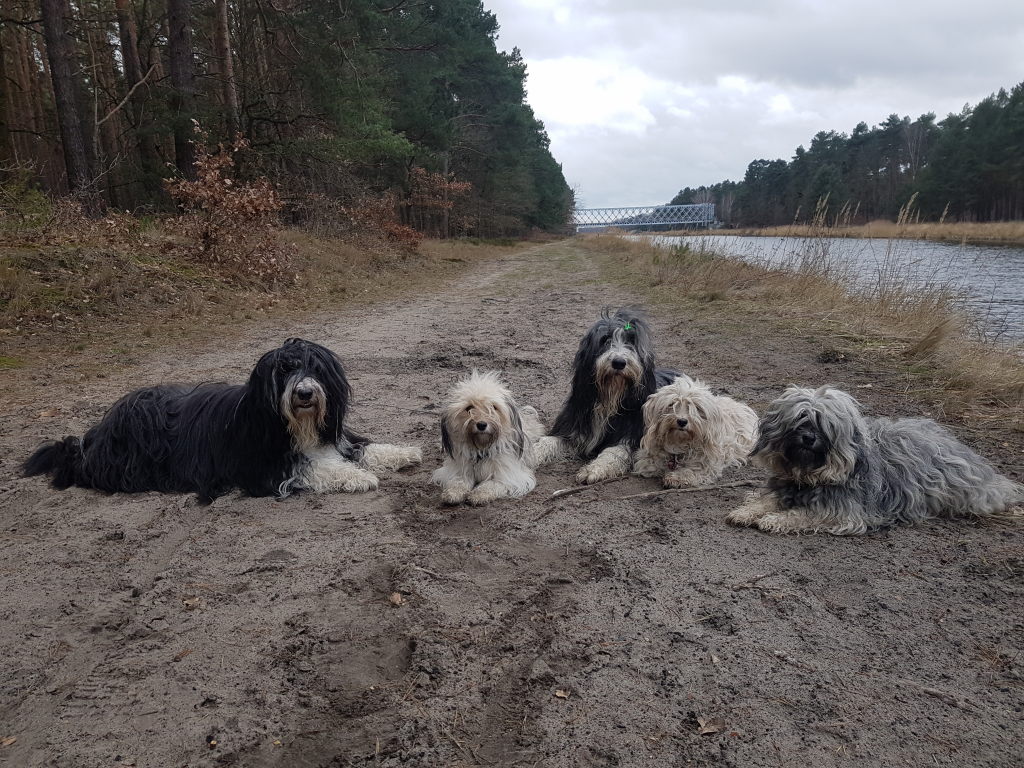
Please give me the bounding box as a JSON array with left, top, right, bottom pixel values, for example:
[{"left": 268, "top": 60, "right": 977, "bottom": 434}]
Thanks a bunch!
[{"left": 1, "top": 241, "right": 1022, "bottom": 767}]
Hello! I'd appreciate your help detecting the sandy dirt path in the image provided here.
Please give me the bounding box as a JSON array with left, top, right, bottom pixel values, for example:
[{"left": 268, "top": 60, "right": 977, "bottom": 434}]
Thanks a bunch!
[{"left": 1, "top": 241, "right": 1022, "bottom": 767}]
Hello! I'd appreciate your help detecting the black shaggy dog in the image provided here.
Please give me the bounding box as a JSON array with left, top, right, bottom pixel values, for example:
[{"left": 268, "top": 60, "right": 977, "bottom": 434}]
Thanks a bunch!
[
  {"left": 23, "top": 338, "right": 420, "bottom": 502},
  {"left": 535, "top": 308, "right": 677, "bottom": 484}
]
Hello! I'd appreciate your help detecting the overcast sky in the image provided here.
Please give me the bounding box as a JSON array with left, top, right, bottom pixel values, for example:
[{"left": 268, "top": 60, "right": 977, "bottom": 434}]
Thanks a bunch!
[{"left": 485, "top": 0, "right": 1024, "bottom": 208}]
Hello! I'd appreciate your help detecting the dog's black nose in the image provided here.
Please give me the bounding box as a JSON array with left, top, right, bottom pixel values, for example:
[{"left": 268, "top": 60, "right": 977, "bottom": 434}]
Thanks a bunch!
[
  {"left": 611, "top": 357, "right": 627, "bottom": 370},
  {"left": 476, "top": 422, "right": 488, "bottom": 431},
  {"left": 296, "top": 386, "right": 313, "bottom": 401},
  {"left": 801, "top": 433, "right": 816, "bottom": 447},
  {"left": 676, "top": 418, "right": 688, "bottom": 428}
]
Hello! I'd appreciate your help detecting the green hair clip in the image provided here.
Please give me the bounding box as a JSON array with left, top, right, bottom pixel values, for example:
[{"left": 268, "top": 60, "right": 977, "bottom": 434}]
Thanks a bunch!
[{"left": 623, "top": 322, "right": 633, "bottom": 331}]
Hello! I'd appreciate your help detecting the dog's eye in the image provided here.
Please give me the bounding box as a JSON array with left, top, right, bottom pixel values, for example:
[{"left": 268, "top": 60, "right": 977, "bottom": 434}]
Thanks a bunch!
[{"left": 465, "top": 406, "right": 473, "bottom": 412}]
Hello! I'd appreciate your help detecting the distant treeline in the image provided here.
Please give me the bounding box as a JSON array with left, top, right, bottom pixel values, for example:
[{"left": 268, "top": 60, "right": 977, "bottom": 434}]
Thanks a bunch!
[
  {"left": 0, "top": 0, "right": 572, "bottom": 237},
  {"left": 671, "top": 82, "right": 1024, "bottom": 226}
]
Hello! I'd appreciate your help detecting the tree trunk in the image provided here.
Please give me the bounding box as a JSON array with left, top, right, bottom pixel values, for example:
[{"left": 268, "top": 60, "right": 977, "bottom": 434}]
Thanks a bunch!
[
  {"left": 0, "top": 23, "right": 12, "bottom": 166},
  {"left": 439, "top": 153, "right": 450, "bottom": 238},
  {"left": 113, "top": 0, "right": 161, "bottom": 195},
  {"left": 40, "top": 0, "right": 101, "bottom": 212},
  {"left": 167, "top": 0, "right": 195, "bottom": 178},
  {"left": 213, "top": 0, "right": 240, "bottom": 136}
]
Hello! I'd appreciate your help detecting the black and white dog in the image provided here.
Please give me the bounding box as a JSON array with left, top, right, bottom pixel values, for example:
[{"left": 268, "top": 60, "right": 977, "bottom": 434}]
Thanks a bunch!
[
  {"left": 22, "top": 338, "right": 420, "bottom": 502},
  {"left": 536, "top": 309, "right": 677, "bottom": 483}
]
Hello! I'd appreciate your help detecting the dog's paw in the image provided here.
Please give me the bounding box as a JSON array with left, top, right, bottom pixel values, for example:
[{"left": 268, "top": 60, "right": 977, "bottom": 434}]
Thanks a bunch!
[
  {"left": 467, "top": 489, "right": 495, "bottom": 506},
  {"left": 662, "top": 471, "right": 690, "bottom": 488},
  {"left": 726, "top": 502, "right": 766, "bottom": 527},
  {"left": 392, "top": 446, "right": 422, "bottom": 468},
  {"left": 726, "top": 511, "right": 755, "bottom": 527},
  {"left": 631, "top": 461, "right": 661, "bottom": 479},
  {"left": 339, "top": 468, "right": 379, "bottom": 493},
  {"left": 534, "top": 436, "right": 566, "bottom": 466},
  {"left": 575, "top": 465, "right": 607, "bottom": 485},
  {"left": 754, "top": 512, "right": 802, "bottom": 534},
  {"left": 441, "top": 486, "right": 469, "bottom": 505},
  {"left": 664, "top": 469, "right": 710, "bottom": 488},
  {"left": 362, "top": 443, "right": 422, "bottom": 472}
]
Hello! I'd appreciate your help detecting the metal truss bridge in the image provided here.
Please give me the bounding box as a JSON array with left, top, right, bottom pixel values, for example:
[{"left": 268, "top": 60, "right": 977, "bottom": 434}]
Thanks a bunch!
[{"left": 573, "top": 203, "right": 716, "bottom": 231}]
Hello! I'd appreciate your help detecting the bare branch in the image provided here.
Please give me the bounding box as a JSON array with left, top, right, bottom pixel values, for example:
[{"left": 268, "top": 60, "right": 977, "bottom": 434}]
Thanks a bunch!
[{"left": 96, "top": 64, "right": 156, "bottom": 127}]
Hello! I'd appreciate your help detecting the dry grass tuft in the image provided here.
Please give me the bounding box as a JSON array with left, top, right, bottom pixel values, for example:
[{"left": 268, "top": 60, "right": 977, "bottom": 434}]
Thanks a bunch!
[
  {"left": 581, "top": 233, "right": 1024, "bottom": 419},
  {"left": 904, "top": 319, "right": 957, "bottom": 359}
]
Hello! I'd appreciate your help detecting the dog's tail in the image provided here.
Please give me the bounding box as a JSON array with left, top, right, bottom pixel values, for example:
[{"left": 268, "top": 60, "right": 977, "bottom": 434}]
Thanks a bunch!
[{"left": 22, "top": 436, "right": 83, "bottom": 489}]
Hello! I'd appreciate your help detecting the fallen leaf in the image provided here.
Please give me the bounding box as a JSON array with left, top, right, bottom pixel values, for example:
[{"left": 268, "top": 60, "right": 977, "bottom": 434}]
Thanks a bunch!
[
  {"left": 38, "top": 408, "right": 59, "bottom": 419},
  {"left": 182, "top": 597, "right": 202, "bottom": 610},
  {"left": 710, "top": 654, "right": 721, "bottom": 665},
  {"left": 1, "top": 737, "right": 16, "bottom": 746},
  {"left": 388, "top": 592, "right": 404, "bottom": 606},
  {"left": 272, "top": 739, "right": 282, "bottom": 746},
  {"left": 554, "top": 689, "right": 571, "bottom": 699},
  {"left": 697, "top": 716, "right": 726, "bottom": 735}
]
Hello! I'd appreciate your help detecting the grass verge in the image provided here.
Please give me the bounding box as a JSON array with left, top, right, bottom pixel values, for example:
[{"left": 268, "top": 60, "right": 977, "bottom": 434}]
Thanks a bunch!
[{"left": 0, "top": 231, "right": 522, "bottom": 379}]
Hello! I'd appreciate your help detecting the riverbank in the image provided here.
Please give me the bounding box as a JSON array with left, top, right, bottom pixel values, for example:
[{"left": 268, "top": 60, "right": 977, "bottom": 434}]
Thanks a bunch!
[{"left": 666, "top": 219, "right": 1024, "bottom": 246}]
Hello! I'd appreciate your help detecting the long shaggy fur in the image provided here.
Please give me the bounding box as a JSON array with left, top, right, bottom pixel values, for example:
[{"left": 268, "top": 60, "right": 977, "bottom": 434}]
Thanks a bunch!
[
  {"left": 727, "top": 385, "right": 1023, "bottom": 535},
  {"left": 535, "top": 308, "right": 677, "bottom": 484},
  {"left": 22, "top": 338, "right": 420, "bottom": 502},
  {"left": 432, "top": 370, "right": 545, "bottom": 506},
  {"left": 634, "top": 375, "right": 758, "bottom": 487}
]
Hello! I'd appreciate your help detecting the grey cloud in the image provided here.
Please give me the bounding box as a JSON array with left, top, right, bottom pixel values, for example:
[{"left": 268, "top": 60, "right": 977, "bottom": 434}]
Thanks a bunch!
[
  {"left": 485, "top": 0, "right": 1024, "bottom": 206},
  {"left": 493, "top": 0, "right": 1024, "bottom": 91}
]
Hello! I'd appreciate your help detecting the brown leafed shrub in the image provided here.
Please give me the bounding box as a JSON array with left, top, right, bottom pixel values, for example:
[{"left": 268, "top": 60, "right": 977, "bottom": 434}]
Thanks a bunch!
[
  {"left": 400, "top": 166, "right": 474, "bottom": 237},
  {"left": 166, "top": 129, "right": 295, "bottom": 285},
  {"left": 0, "top": 168, "right": 144, "bottom": 248},
  {"left": 289, "top": 191, "right": 421, "bottom": 253},
  {"left": 350, "top": 194, "right": 422, "bottom": 253}
]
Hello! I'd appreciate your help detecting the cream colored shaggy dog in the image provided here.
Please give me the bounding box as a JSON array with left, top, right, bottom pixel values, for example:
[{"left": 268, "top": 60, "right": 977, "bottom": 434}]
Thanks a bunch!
[
  {"left": 633, "top": 374, "right": 758, "bottom": 487},
  {"left": 432, "top": 370, "right": 545, "bottom": 505}
]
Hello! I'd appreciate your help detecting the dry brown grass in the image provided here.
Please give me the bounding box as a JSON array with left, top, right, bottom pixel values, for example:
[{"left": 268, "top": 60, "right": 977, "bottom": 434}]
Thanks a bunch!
[
  {"left": 287, "top": 232, "right": 519, "bottom": 308},
  {"left": 0, "top": 244, "right": 208, "bottom": 330},
  {"left": 0, "top": 229, "right": 518, "bottom": 376},
  {"left": 0, "top": 229, "right": 513, "bottom": 330},
  {"left": 678, "top": 220, "right": 1024, "bottom": 246},
  {"left": 581, "top": 233, "right": 1023, "bottom": 420}
]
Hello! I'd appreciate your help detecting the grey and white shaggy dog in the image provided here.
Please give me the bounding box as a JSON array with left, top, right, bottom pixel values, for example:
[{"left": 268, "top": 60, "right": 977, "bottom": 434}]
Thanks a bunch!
[
  {"left": 727, "top": 385, "right": 1023, "bottom": 535},
  {"left": 634, "top": 374, "right": 758, "bottom": 488},
  {"left": 535, "top": 308, "right": 677, "bottom": 484},
  {"left": 432, "top": 370, "right": 545, "bottom": 505}
]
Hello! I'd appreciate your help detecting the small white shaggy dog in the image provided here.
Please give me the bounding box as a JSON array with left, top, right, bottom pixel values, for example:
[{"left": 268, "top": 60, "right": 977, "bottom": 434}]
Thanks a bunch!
[
  {"left": 633, "top": 374, "right": 758, "bottom": 488},
  {"left": 432, "top": 370, "right": 545, "bottom": 506}
]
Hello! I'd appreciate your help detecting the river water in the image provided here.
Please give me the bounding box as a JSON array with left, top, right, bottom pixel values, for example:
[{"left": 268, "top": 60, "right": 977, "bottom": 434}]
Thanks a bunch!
[{"left": 645, "top": 235, "right": 1024, "bottom": 342}]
